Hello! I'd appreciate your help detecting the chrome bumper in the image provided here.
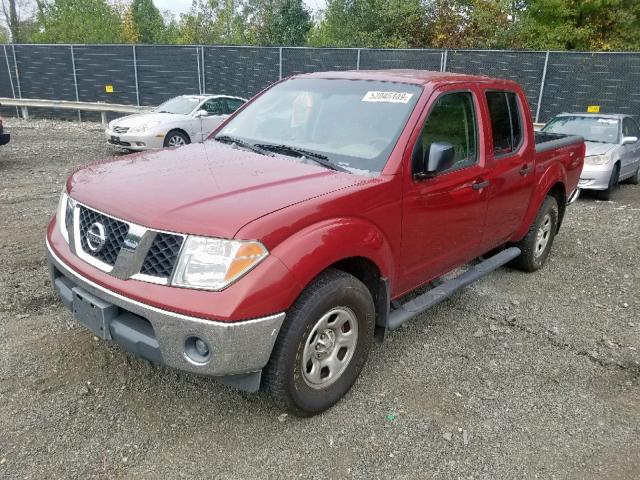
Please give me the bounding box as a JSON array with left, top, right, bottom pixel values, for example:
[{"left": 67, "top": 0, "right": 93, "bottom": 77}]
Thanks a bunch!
[
  {"left": 567, "top": 187, "right": 581, "bottom": 205},
  {"left": 46, "top": 240, "right": 285, "bottom": 384}
]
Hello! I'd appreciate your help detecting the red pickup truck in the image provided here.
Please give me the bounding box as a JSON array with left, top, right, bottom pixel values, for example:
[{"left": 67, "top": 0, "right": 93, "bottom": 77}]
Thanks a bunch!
[{"left": 46, "top": 71, "right": 584, "bottom": 416}]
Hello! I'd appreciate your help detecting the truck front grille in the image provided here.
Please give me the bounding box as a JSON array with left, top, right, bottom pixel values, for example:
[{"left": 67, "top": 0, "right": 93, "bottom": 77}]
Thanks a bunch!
[
  {"left": 78, "top": 206, "right": 130, "bottom": 266},
  {"left": 140, "top": 233, "right": 184, "bottom": 278}
]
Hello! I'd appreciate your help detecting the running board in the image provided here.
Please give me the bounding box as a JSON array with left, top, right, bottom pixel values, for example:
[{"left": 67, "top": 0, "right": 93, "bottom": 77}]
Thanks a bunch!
[{"left": 386, "top": 247, "right": 521, "bottom": 331}]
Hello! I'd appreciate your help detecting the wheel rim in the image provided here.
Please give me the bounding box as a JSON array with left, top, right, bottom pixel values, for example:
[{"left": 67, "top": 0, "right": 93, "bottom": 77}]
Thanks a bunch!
[
  {"left": 168, "top": 135, "right": 186, "bottom": 147},
  {"left": 301, "top": 307, "right": 358, "bottom": 389},
  {"left": 534, "top": 213, "right": 552, "bottom": 258}
]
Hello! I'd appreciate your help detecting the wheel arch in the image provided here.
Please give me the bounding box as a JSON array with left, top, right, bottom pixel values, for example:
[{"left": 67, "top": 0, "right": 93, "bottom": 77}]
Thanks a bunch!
[{"left": 165, "top": 128, "right": 191, "bottom": 144}]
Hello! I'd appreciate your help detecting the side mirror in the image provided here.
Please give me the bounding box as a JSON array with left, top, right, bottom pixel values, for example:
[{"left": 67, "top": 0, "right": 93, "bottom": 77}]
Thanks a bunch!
[
  {"left": 622, "top": 136, "right": 638, "bottom": 145},
  {"left": 413, "top": 141, "right": 455, "bottom": 179},
  {"left": 194, "top": 109, "right": 209, "bottom": 118}
]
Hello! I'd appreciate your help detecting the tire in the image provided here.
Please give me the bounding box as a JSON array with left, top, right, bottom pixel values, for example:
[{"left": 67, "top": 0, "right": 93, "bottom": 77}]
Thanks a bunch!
[
  {"left": 627, "top": 165, "right": 640, "bottom": 185},
  {"left": 597, "top": 163, "right": 620, "bottom": 200},
  {"left": 163, "top": 130, "right": 190, "bottom": 148},
  {"left": 509, "top": 196, "right": 559, "bottom": 272},
  {"left": 263, "top": 269, "right": 375, "bottom": 416}
]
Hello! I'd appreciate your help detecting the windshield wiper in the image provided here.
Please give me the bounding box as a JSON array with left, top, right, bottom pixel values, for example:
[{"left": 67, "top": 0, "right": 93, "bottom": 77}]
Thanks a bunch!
[
  {"left": 214, "top": 135, "right": 273, "bottom": 157},
  {"left": 254, "top": 143, "right": 350, "bottom": 173}
]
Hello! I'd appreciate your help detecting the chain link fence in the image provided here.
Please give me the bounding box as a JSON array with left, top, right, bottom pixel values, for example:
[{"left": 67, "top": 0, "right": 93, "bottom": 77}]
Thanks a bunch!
[{"left": 1, "top": 44, "right": 639, "bottom": 123}]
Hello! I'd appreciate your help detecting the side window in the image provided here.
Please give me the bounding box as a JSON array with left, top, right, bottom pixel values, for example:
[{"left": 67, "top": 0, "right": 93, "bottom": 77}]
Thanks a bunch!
[
  {"left": 202, "top": 99, "right": 225, "bottom": 115},
  {"left": 225, "top": 98, "right": 245, "bottom": 114},
  {"left": 416, "top": 92, "right": 477, "bottom": 173},
  {"left": 486, "top": 91, "right": 523, "bottom": 156},
  {"left": 623, "top": 118, "right": 640, "bottom": 138}
]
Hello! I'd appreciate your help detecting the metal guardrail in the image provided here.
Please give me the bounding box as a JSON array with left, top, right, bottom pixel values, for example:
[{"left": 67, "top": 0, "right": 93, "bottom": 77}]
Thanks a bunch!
[{"left": 0, "top": 97, "right": 149, "bottom": 123}]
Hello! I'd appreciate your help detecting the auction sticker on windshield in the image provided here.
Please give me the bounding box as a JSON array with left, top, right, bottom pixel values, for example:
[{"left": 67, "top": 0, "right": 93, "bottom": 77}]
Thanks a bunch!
[{"left": 362, "top": 91, "right": 413, "bottom": 103}]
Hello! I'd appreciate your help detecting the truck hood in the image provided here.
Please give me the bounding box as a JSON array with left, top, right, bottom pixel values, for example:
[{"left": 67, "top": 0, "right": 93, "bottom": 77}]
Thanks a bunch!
[
  {"left": 68, "top": 142, "right": 366, "bottom": 238},
  {"left": 584, "top": 141, "right": 617, "bottom": 156}
]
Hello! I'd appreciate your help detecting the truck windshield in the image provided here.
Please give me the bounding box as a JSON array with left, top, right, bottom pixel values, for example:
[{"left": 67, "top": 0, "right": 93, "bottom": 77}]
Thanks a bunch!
[
  {"left": 154, "top": 96, "right": 201, "bottom": 115},
  {"left": 215, "top": 78, "right": 422, "bottom": 175},
  {"left": 542, "top": 116, "right": 620, "bottom": 144}
]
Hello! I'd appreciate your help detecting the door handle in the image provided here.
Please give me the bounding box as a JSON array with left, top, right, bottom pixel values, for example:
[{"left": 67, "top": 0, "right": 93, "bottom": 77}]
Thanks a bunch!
[
  {"left": 519, "top": 164, "right": 532, "bottom": 176},
  {"left": 472, "top": 180, "right": 490, "bottom": 190}
]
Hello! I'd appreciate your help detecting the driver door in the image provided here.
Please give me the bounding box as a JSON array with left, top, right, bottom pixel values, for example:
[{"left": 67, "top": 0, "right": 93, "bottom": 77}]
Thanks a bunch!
[
  {"left": 198, "top": 98, "right": 228, "bottom": 141},
  {"left": 400, "top": 86, "right": 490, "bottom": 293}
]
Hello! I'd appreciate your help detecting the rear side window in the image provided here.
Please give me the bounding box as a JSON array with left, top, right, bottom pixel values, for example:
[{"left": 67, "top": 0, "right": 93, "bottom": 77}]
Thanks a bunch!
[
  {"left": 486, "top": 91, "right": 523, "bottom": 156},
  {"left": 225, "top": 98, "right": 245, "bottom": 114},
  {"left": 417, "top": 91, "right": 478, "bottom": 173}
]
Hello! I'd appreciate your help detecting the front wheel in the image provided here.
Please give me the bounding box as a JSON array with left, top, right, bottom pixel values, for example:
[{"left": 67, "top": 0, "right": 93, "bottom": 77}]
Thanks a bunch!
[
  {"left": 509, "top": 196, "right": 559, "bottom": 272},
  {"left": 263, "top": 269, "right": 375, "bottom": 416},
  {"left": 597, "top": 163, "right": 620, "bottom": 200},
  {"left": 163, "top": 130, "right": 190, "bottom": 148}
]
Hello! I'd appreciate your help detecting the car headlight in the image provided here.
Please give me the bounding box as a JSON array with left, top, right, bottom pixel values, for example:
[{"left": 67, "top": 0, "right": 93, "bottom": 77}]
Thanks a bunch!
[
  {"left": 57, "top": 190, "right": 76, "bottom": 243},
  {"left": 584, "top": 154, "right": 610, "bottom": 165},
  {"left": 129, "top": 122, "right": 161, "bottom": 133},
  {"left": 172, "top": 236, "right": 268, "bottom": 291}
]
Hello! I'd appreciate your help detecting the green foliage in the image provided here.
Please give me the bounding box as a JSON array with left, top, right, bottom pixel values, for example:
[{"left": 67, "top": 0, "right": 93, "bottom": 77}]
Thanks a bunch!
[
  {"left": 308, "top": 0, "right": 428, "bottom": 48},
  {"left": 11, "top": 0, "right": 640, "bottom": 51},
  {"left": 31, "top": 0, "right": 123, "bottom": 43},
  {"left": 131, "top": 0, "right": 166, "bottom": 43},
  {"left": 251, "top": 0, "right": 312, "bottom": 46}
]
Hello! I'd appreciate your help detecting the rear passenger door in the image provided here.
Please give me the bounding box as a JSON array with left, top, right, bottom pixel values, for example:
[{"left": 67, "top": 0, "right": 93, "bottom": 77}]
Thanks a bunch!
[
  {"left": 481, "top": 90, "right": 535, "bottom": 250},
  {"left": 400, "top": 86, "right": 490, "bottom": 292}
]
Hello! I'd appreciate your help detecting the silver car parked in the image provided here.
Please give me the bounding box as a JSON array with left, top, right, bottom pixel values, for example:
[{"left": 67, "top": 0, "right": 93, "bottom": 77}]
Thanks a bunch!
[{"left": 542, "top": 113, "right": 640, "bottom": 199}]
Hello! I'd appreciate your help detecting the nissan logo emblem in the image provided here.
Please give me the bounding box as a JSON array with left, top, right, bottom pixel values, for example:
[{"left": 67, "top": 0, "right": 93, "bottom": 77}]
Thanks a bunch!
[{"left": 86, "top": 222, "right": 107, "bottom": 252}]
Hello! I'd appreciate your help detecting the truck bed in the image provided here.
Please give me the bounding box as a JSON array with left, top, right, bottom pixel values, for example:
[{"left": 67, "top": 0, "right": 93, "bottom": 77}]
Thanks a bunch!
[{"left": 534, "top": 131, "right": 584, "bottom": 153}]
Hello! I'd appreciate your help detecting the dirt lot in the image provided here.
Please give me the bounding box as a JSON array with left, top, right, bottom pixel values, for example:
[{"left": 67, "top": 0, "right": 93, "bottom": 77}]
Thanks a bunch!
[{"left": 0, "top": 118, "right": 639, "bottom": 479}]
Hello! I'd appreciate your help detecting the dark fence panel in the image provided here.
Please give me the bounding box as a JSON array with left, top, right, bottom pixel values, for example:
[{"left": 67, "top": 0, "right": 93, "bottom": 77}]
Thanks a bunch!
[
  {"left": 282, "top": 47, "right": 358, "bottom": 76},
  {"left": 539, "top": 52, "right": 640, "bottom": 122},
  {"left": 359, "top": 49, "right": 442, "bottom": 71},
  {"left": 14, "top": 44, "right": 77, "bottom": 119},
  {"left": 446, "top": 50, "right": 547, "bottom": 119},
  {"left": 0, "top": 44, "right": 638, "bottom": 124},
  {"left": 73, "top": 45, "right": 137, "bottom": 105},
  {"left": 135, "top": 45, "right": 201, "bottom": 106},
  {"left": 204, "top": 46, "right": 279, "bottom": 99}
]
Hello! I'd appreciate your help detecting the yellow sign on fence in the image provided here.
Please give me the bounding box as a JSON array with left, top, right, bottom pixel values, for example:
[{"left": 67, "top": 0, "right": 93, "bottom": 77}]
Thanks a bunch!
[
  {"left": 105, "top": 85, "right": 114, "bottom": 93},
  {"left": 587, "top": 105, "right": 600, "bottom": 113}
]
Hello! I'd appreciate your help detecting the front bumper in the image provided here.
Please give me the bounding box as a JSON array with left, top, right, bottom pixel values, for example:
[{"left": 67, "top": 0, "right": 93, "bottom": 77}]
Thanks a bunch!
[
  {"left": 104, "top": 129, "right": 164, "bottom": 150},
  {"left": 578, "top": 163, "right": 614, "bottom": 190},
  {"left": 47, "top": 239, "right": 285, "bottom": 385}
]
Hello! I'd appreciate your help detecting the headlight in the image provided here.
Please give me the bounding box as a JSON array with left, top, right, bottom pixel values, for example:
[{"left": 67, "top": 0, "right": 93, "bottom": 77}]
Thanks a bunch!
[
  {"left": 172, "top": 236, "right": 268, "bottom": 291},
  {"left": 584, "top": 154, "right": 610, "bottom": 165},
  {"left": 57, "top": 190, "right": 75, "bottom": 243},
  {"left": 129, "top": 122, "right": 161, "bottom": 133}
]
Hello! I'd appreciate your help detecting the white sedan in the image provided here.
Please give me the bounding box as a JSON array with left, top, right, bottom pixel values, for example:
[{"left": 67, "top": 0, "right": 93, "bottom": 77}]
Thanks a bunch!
[{"left": 105, "top": 94, "right": 246, "bottom": 151}]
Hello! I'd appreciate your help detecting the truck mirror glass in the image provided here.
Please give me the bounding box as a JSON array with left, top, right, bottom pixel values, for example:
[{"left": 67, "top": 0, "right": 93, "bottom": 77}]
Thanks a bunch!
[{"left": 425, "top": 142, "right": 455, "bottom": 174}]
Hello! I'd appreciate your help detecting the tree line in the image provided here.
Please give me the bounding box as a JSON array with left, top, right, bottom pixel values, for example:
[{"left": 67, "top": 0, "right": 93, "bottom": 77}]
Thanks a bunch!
[{"left": 2, "top": 0, "right": 639, "bottom": 51}]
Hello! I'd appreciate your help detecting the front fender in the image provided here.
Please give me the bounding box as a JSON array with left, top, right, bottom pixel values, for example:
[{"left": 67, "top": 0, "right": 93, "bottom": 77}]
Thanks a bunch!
[
  {"left": 512, "top": 162, "right": 567, "bottom": 241},
  {"left": 270, "top": 217, "right": 395, "bottom": 300}
]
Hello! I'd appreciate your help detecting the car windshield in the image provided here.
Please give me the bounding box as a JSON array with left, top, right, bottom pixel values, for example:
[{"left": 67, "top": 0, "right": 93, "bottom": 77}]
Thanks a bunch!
[
  {"left": 154, "top": 96, "right": 201, "bottom": 115},
  {"left": 215, "top": 78, "right": 422, "bottom": 175},
  {"left": 542, "top": 116, "right": 620, "bottom": 143}
]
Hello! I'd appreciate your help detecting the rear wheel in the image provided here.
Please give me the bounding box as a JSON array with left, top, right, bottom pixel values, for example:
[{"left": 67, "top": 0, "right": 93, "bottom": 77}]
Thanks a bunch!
[
  {"left": 263, "top": 269, "right": 375, "bottom": 416},
  {"left": 163, "top": 130, "right": 190, "bottom": 148},
  {"left": 597, "top": 163, "right": 620, "bottom": 200},
  {"left": 509, "top": 196, "right": 559, "bottom": 272}
]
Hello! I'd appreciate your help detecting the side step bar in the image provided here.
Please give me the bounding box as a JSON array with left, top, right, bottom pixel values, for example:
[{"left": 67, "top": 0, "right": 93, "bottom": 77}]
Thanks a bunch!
[{"left": 386, "top": 247, "right": 521, "bottom": 330}]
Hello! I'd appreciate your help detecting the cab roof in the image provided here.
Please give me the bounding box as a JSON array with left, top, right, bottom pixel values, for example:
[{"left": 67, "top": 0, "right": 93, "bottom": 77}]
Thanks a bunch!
[{"left": 292, "top": 69, "right": 518, "bottom": 88}]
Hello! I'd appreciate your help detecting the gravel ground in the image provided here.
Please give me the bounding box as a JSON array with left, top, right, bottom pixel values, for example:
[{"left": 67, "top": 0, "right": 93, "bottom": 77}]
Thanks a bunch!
[{"left": 1, "top": 118, "right": 639, "bottom": 479}]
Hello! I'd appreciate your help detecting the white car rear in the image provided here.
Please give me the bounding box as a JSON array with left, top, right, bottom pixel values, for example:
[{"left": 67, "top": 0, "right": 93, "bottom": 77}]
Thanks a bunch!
[{"left": 105, "top": 95, "right": 246, "bottom": 151}]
